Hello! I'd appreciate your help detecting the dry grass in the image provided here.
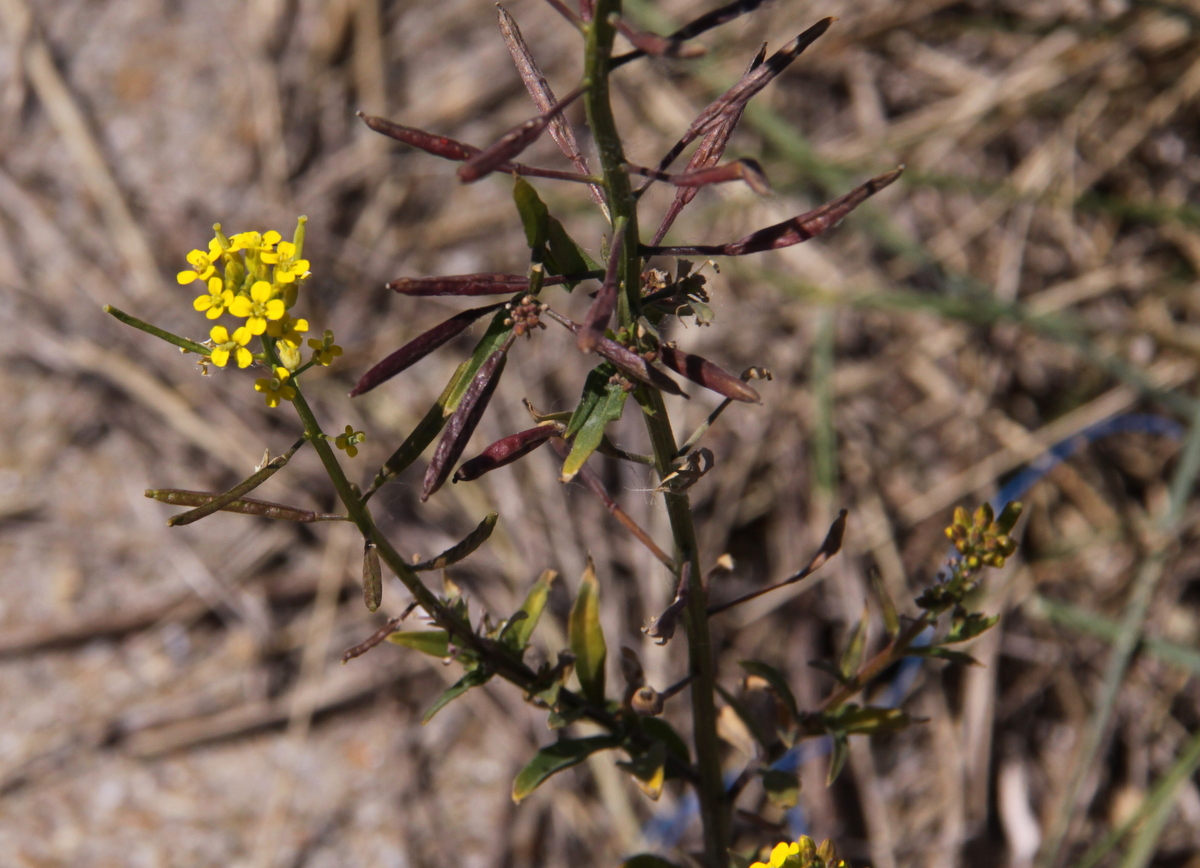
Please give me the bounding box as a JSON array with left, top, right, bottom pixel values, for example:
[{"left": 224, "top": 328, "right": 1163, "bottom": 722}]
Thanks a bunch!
[{"left": 1, "top": 0, "right": 1199, "bottom": 866}]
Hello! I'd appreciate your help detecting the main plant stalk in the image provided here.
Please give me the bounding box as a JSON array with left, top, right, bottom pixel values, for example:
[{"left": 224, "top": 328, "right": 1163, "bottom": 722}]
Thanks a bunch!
[{"left": 582, "top": 7, "right": 730, "bottom": 865}]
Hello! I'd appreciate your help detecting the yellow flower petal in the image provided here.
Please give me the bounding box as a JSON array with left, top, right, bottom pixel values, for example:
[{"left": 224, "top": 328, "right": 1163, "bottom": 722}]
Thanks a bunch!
[
  {"left": 265, "top": 299, "right": 285, "bottom": 320},
  {"left": 229, "top": 296, "right": 253, "bottom": 317},
  {"left": 263, "top": 230, "right": 281, "bottom": 246},
  {"left": 247, "top": 317, "right": 267, "bottom": 336},
  {"left": 211, "top": 347, "right": 230, "bottom": 367},
  {"left": 177, "top": 270, "right": 199, "bottom": 285},
  {"left": 769, "top": 843, "right": 791, "bottom": 868},
  {"left": 250, "top": 280, "right": 273, "bottom": 303},
  {"left": 210, "top": 325, "right": 230, "bottom": 343},
  {"left": 235, "top": 347, "right": 253, "bottom": 368},
  {"left": 194, "top": 295, "right": 212, "bottom": 312},
  {"left": 206, "top": 306, "right": 223, "bottom": 320},
  {"left": 276, "top": 241, "right": 296, "bottom": 258}
]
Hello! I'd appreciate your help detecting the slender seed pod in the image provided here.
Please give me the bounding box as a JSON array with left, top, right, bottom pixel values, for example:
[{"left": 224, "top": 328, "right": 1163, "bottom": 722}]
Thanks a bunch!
[
  {"left": 643, "top": 167, "right": 903, "bottom": 257},
  {"left": 350, "top": 303, "right": 504, "bottom": 397},
  {"left": 422, "top": 346, "right": 510, "bottom": 500},
  {"left": 362, "top": 540, "right": 383, "bottom": 612},
  {"left": 387, "top": 273, "right": 530, "bottom": 297},
  {"left": 657, "top": 344, "right": 761, "bottom": 403},
  {"left": 578, "top": 229, "right": 625, "bottom": 353},
  {"left": 453, "top": 423, "right": 559, "bottom": 483}
]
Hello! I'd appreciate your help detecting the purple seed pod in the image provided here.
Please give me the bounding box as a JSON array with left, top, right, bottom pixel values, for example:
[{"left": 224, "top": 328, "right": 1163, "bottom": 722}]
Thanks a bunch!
[
  {"left": 611, "top": 0, "right": 774, "bottom": 68},
  {"left": 457, "top": 85, "right": 585, "bottom": 183},
  {"left": 358, "top": 114, "right": 481, "bottom": 161},
  {"left": 498, "top": 6, "right": 605, "bottom": 210},
  {"left": 350, "top": 303, "right": 505, "bottom": 397},
  {"left": 578, "top": 230, "right": 625, "bottom": 353},
  {"left": 387, "top": 273, "right": 531, "bottom": 297},
  {"left": 651, "top": 46, "right": 766, "bottom": 244},
  {"left": 629, "top": 157, "right": 771, "bottom": 194},
  {"left": 593, "top": 337, "right": 688, "bottom": 398},
  {"left": 653, "top": 18, "right": 832, "bottom": 174},
  {"left": 453, "top": 423, "right": 559, "bottom": 483},
  {"left": 657, "top": 344, "right": 761, "bottom": 403},
  {"left": 643, "top": 167, "right": 903, "bottom": 257},
  {"left": 422, "top": 347, "right": 510, "bottom": 500}
]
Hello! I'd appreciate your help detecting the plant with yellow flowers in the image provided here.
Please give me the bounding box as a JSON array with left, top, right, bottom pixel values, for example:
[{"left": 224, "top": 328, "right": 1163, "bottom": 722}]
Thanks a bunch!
[{"left": 107, "top": 2, "right": 1023, "bottom": 866}]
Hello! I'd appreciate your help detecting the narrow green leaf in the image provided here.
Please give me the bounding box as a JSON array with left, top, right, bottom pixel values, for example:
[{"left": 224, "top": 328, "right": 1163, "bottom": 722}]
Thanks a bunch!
[
  {"left": 907, "top": 645, "right": 980, "bottom": 666},
  {"left": 565, "top": 364, "right": 616, "bottom": 438},
  {"left": 503, "top": 569, "right": 558, "bottom": 652},
  {"left": 511, "top": 734, "right": 622, "bottom": 802},
  {"left": 546, "top": 217, "right": 600, "bottom": 289},
  {"left": 105, "top": 305, "right": 212, "bottom": 355},
  {"left": 412, "top": 512, "right": 499, "bottom": 571},
  {"left": 869, "top": 569, "right": 900, "bottom": 639},
  {"left": 826, "top": 731, "right": 849, "bottom": 785},
  {"left": 760, "top": 768, "right": 800, "bottom": 808},
  {"left": 387, "top": 630, "right": 450, "bottom": 658},
  {"left": 423, "top": 667, "right": 491, "bottom": 724},
  {"left": 838, "top": 603, "right": 869, "bottom": 681},
  {"left": 944, "top": 607, "right": 999, "bottom": 644},
  {"left": 445, "top": 313, "right": 515, "bottom": 414},
  {"left": 513, "top": 176, "right": 550, "bottom": 250},
  {"left": 561, "top": 380, "right": 628, "bottom": 482},
  {"left": 366, "top": 362, "right": 464, "bottom": 497},
  {"left": 828, "top": 704, "right": 912, "bottom": 735},
  {"left": 738, "top": 660, "right": 801, "bottom": 723},
  {"left": 569, "top": 557, "right": 607, "bottom": 706}
]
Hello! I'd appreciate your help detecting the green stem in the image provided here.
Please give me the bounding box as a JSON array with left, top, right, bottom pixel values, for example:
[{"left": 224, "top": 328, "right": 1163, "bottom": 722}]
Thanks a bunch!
[
  {"left": 643, "top": 388, "right": 730, "bottom": 866},
  {"left": 583, "top": 7, "right": 728, "bottom": 861}
]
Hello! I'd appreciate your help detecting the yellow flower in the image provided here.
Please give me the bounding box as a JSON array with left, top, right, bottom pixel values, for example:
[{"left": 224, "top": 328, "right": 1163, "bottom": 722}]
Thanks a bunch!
[
  {"left": 254, "top": 366, "right": 296, "bottom": 408},
  {"left": 209, "top": 324, "right": 253, "bottom": 368},
  {"left": 307, "top": 330, "right": 343, "bottom": 366},
  {"left": 230, "top": 230, "right": 281, "bottom": 255},
  {"left": 267, "top": 314, "right": 310, "bottom": 347},
  {"left": 271, "top": 240, "right": 311, "bottom": 284},
  {"left": 334, "top": 425, "right": 365, "bottom": 458},
  {"left": 176, "top": 242, "right": 221, "bottom": 285},
  {"left": 749, "top": 837, "right": 842, "bottom": 868},
  {"left": 229, "top": 280, "right": 286, "bottom": 335},
  {"left": 193, "top": 276, "right": 234, "bottom": 319}
]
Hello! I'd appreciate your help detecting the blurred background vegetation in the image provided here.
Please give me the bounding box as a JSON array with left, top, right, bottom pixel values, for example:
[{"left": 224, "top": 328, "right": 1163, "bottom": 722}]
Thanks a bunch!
[{"left": 1, "top": 0, "right": 1199, "bottom": 866}]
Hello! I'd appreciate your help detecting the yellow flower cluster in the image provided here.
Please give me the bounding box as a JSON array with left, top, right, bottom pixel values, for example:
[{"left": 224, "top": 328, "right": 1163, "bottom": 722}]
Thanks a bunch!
[
  {"left": 750, "top": 836, "right": 847, "bottom": 868},
  {"left": 176, "top": 217, "right": 339, "bottom": 408}
]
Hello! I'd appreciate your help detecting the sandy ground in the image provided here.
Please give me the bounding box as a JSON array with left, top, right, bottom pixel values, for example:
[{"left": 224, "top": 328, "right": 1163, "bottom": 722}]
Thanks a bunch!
[{"left": 2, "top": 0, "right": 1200, "bottom": 866}]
